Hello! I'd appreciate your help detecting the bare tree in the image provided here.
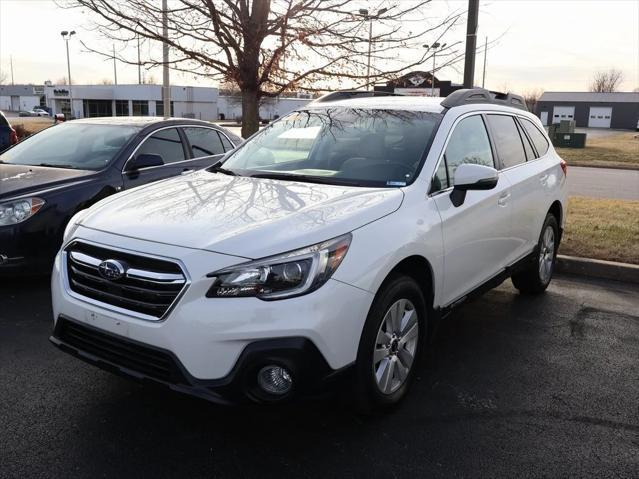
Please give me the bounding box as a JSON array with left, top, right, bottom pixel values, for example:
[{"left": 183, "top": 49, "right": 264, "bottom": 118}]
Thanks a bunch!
[
  {"left": 98, "top": 78, "right": 114, "bottom": 85},
  {"left": 522, "top": 88, "right": 543, "bottom": 112},
  {"left": 142, "top": 73, "right": 157, "bottom": 84},
  {"left": 60, "top": 0, "right": 465, "bottom": 136},
  {"left": 589, "top": 69, "right": 624, "bottom": 93},
  {"left": 0, "top": 70, "right": 8, "bottom": 85}
]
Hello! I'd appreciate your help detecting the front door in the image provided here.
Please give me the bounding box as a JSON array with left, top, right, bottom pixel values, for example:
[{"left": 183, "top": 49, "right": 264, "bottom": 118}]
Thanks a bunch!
[
  {"left": 122, "top": 127, "right": 189, "bottom": 188},
  {"left": 431, "top": 114, "right": 514, "bottom": 306}
]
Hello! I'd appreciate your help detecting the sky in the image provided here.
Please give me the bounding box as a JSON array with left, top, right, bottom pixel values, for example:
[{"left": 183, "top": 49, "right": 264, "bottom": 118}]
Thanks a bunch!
[{"left": 0, "top": 0, "right": 637, "bottom": 93}]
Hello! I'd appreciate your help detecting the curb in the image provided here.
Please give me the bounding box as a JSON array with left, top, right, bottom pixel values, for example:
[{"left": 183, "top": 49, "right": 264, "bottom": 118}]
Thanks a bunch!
[{"left": 556, "top": 255, "right": 639, "bottom": 284}]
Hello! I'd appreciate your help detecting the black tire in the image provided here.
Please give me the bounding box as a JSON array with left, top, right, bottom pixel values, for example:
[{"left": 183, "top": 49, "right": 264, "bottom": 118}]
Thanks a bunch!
[
  {"left": 353, "top": 274, "right": 427, "bottom": 413},
  {"left": 512, "top": 213, "right": 559, "bottom": 294}
]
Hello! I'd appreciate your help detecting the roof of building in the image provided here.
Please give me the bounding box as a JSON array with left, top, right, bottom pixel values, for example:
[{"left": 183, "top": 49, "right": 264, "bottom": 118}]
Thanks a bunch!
[
  {"left": 0, "top": 85, "right": 40, "bottom": 96},
  {"left": 539, "top": 91, "right": 639, "bottom": 103},
  {"left": 307, "top": 95, "right": 446, "bottom": 113}
]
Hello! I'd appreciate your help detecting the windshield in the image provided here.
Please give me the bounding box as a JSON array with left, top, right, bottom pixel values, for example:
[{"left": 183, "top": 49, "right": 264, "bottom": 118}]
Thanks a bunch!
[
  {"left": 0, "top": 123, "right": 139, "bottom": 170},
  {"left": 218, "top": 107, "right": 442, "bottom": 187}
]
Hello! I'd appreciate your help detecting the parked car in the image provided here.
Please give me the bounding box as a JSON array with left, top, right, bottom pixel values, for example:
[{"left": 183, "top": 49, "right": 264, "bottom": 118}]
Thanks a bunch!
[
  {"left": 31, "top": 108, "right": 51, "bottom": 117},
  {"left": 50, "top": 89, "right": 568, "bottom": 411},
  {"left": 0, "top": 110, "right": 18, "bottom": 153},
  {"left": 0, "top": 117, "right": 241, "bottom": 274}
]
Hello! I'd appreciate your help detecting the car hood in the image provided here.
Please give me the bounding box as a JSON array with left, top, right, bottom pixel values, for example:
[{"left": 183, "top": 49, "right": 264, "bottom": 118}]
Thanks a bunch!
[
  {"left": 0, "top": 163, "right": 95, "bottom": 199},
  {"left": 81, "top": 170, "right": 404, "bottom": 259}
]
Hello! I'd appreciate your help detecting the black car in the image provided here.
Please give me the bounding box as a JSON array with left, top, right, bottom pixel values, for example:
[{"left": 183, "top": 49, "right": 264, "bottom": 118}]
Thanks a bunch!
[
  {"left": 0, "top": 117, "right": 241, "bottom": 275},
  {"left": 0, "top": 111, "right": 18, "bottom": 153}
]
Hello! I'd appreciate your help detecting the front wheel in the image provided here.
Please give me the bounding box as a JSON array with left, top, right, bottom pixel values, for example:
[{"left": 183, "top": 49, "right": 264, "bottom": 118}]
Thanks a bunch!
[
  {"left": 512, "top": 213, "right": 559, "bottom": 294},
  {"left": 353, "top": 274, "right": 427, "bottom": 413}
]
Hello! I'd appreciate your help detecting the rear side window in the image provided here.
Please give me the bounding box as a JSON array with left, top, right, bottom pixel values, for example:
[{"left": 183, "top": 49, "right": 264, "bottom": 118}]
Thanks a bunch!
[
  {"left": 183, "top": 127, "right": 226, "bottom": 157},
  {"left": 486, "top": 115, "right": 527, "bottom": 169},
  {"left": 516, "top": 120, "right": 536, "bottom": 161},
  {"left": 135, "top": 128, "right": 185, "bottom": 164},
  {"left": 432, "top": 115, "right": 494, "bottom": 192},
  {"left": 519, "top": 118, "right": 550, "bottom": 156},
  {"left": 219, "top": 133, "right": 234, "bottom": 151}
]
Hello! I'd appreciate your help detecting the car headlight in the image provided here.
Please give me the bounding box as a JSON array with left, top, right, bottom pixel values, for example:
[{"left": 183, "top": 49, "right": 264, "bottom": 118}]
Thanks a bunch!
[
  {"left": 206, "top": 233, "right": 352, "bottom": 300},
  {"left": 0, "top": 197, "right": 45, "bottom": 226}
]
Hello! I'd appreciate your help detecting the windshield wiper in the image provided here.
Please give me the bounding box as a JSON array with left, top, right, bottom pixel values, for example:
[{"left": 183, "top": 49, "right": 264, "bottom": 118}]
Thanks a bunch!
[
  {"left": 208, "top": 161, "right": 237, "bottom": 176},
  {"left": 249, "top": 172, "right": 366, "bottom": 187},
  {"left": 36, "top": 163, "right": 76, "bottom": 169}
]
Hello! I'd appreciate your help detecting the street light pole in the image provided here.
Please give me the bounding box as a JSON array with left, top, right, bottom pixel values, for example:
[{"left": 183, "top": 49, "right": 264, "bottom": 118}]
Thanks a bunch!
[
  {"left": 423, "top": 43, "right": 446, "bottom": 97},
  {"left": 359, "top": 7, "right": 387, "bottom": 91},
  {"left": 162, "top": 0, "right": 171, "bottom": 118},
  {"left": 61, "top": 30, "right": 76, "bottom": 118}
]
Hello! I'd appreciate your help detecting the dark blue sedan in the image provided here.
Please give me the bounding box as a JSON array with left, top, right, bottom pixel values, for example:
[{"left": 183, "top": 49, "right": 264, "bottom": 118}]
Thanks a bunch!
[{"left": 0, "top": 117, "right": 241, "bottom": 275}]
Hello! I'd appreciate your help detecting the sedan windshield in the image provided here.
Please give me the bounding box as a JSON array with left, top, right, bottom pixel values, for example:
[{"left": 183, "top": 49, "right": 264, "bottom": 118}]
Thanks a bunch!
[
  {"left": 218, "top": 107, "right": 442, "bottom": 187},
  {"left": 0, "top": 123, "right": 139, "bottom": 170}
]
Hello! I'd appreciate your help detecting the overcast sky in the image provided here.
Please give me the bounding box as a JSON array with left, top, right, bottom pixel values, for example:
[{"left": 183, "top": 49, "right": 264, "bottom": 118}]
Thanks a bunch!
[{"left": 0, "top": 0, "right": 637, "bottom": 93}]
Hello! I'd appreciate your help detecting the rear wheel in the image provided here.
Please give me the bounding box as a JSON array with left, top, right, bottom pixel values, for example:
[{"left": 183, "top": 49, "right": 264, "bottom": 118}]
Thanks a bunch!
[
  {"left": 512, "top": 213, "right": 559, "bottom": 294},
  {"left": 353, "top": 274, "right": 426, "bottom": 412}
]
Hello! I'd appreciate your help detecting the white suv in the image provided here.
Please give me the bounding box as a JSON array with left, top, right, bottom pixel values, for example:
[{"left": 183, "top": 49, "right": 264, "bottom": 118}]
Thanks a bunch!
[{"left": 50, "top": 89, "right": 567, "bottom": 411}]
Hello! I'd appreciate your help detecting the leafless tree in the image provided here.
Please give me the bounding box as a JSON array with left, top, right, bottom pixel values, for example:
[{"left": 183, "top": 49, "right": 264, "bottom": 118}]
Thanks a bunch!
[
  {"left": 142, "top": 73, "right": 157, "bottom": 85},
  {"left": 589, "top": 69, "right": 624, "bottom": 93},
  {"left": 60, "top": 0, "right": 466, "bottom": 136},
  {"left": 522, "top": 88, "right": 543, "bottom": 112},
  {"left": 0, "top": 70, "right": 8, "bottom": 85},
  {"left": 98, "top": 78, "right": 114, "bottom": 85}
]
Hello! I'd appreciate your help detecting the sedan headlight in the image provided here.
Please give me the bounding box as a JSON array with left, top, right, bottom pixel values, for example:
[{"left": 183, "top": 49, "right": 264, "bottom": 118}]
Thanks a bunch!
[
  {"left": 206, "top": 233, "right": 352, "bottom": 300},
  {"left": 0, "top": 197, "right": 45, "bottom": 226}
]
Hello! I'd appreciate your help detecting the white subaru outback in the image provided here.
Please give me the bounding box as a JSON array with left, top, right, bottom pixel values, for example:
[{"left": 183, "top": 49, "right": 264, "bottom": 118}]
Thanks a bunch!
[{"left": 51, "top": 89, "right": 568, "bottom": 411}]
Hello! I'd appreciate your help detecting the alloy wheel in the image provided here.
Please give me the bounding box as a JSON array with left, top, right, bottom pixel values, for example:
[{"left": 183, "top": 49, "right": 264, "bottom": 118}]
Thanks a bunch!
[
  {"left": 538, "top": 225, "right": 555, "bottom": 284},
  {"left": 373, "top": 298, "right": 419, "bottom": 395}
]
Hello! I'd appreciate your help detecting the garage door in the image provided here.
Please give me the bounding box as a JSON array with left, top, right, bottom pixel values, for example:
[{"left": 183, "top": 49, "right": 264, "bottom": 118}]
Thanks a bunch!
[
  {"left": 552, "top": 106, "right": 575, "bottom": 124},
  {"left": 588, "top": 107, "right": 612, "bottom": 128}
]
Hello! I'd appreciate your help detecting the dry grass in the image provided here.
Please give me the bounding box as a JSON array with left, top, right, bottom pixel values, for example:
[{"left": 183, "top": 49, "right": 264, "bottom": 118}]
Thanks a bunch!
[
  {"left": 11, "top": 117, "right": 55, "bottom": 139},
  {"left": 556, "top": 131, "right": 639, "bottom": 169},
  {"left": 561, "top": 196, "right": 639, "bottom": 264}
]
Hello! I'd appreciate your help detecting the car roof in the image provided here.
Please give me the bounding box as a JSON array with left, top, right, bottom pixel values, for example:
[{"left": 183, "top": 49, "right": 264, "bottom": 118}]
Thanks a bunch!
[
  {"left": 307, "top": 95, "right": 446, "bottom": 113},
  {"left": 68, "top": 116, "right": 220, "bottom": 128}
]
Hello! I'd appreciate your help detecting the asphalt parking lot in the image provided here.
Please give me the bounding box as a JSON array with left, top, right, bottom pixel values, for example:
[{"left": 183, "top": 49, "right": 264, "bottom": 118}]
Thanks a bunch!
[{"left": 1, "top": 274, "right": 637, "bottom": 478}]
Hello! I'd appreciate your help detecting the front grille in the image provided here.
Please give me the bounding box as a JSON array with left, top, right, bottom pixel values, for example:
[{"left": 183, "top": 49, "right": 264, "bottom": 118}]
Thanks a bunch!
[
  {"left": 55, "top": 317, "right": 187, "bottom": 384},
  {"left": 65, "top": 241, "right": 187, "bottom": 319}
]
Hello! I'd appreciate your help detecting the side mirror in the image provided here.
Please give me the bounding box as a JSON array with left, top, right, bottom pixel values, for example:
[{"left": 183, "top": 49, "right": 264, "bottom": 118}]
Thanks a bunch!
[
  {"left": 126, "top": 153, "right": 164, "bottom": 172},
  {"left": 450, "top": 163, "right": 499, "bottom": 207}
]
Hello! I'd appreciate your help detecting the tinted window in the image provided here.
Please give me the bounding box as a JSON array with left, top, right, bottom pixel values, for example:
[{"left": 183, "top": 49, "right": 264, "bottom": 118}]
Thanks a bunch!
[
  {"left": 135, "top": 128, "right": 185, "bottom": 164},
  {"left": 516, "top": 120, "right": 536, "bottom": 161},
  {"left": 487, "top": 115, "right": 527, "bottom": 169},
  {"left": 433, "top": 115, "right": 494, "bottom": 191},
  {"left": 0, "top": 123, "right": 138, "bottom": 170},
  {"left": 221, "top": 108, "right": 441, "bottom": 187},
  {"left": 520, "top": 118, "right": 550, "bottom": 156},
  {"left": 219, "top": 133, "right": 234, "bottom": 151},
  {"left": 183, "top": 127, "right": 225, "bottom": 157}
]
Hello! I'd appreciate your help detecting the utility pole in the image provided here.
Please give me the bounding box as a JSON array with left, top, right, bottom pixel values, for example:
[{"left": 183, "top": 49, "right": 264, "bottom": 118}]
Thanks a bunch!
[
  {"left": 463, "top": 0, "right": 479, "bottom": 88},
  {"left": 423, "top": 43, "right": 446, "bottom": 96},
  {"left": 137, "top": 34, "right": 142, "bottom": 84},
  {"left": 162, "top": 0, "right": 171, "bottom": 117},
  {"left": 10, "top": 55, "right": 14, "bottom": 85},
  {"left": 482, "top": 36, "right": 487, "bottom": 88},
  {"left": 112, "top": 44, "right": 118, "bottom": 85}
]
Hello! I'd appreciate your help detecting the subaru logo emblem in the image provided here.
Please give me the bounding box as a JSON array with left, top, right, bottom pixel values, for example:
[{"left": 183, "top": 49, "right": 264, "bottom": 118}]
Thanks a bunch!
[{"left": 98, "top": 259, "right": 125, "bottom": 281}]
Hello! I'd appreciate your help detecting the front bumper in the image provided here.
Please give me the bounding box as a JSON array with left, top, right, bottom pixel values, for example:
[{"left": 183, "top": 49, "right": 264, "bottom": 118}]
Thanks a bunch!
[
  {"left": 0, "top": 216, "right": 62, "bottom": 276},
  {"left": 51, "top": 229, "right": 374, "bottom": 403}
]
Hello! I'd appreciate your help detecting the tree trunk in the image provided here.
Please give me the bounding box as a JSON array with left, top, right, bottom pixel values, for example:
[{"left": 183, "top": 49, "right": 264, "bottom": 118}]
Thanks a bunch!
[{"left": 241, "top": 88, "right": 260, "bottom": 138}]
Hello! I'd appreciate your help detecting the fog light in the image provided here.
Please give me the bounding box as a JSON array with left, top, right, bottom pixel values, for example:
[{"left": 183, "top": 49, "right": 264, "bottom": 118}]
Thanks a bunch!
[{"left": 257, "top": 365, "right": 293, "bottom": 395}]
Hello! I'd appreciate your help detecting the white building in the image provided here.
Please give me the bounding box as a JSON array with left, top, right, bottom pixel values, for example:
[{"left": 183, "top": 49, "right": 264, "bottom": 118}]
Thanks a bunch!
[
  {"left": 217, "top": 95, "right": 312, "bottom": 121},
  {"left": 43, "top": 84, "right": 219, "bottom": 120},
  {"left": 0, "top": 85, "right": 44, "bottom": 112}
]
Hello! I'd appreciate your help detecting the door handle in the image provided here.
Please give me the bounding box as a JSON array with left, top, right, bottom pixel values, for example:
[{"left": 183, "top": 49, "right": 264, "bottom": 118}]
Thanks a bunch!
[{"left": 498, "top": 192, "right": 510, "bottom": 207}]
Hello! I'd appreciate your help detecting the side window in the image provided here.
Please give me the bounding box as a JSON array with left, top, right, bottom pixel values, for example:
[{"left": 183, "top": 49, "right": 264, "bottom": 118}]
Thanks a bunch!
[
  {"left": 219, "top": 133, "right": 234, "bottom": 152},
  {"left": 183, "top": 127, "right": 226, "bottom": 157},
  {"left": 135, "top": 128, "right": 185, "bottom": 164},
  {"left": 486, "top": 115, "right": 527, "bottom": 169},
  {"left": 519, "top": 118, "right": 550, "bottom": 156},
  {"left": 432, "top": 115, "right": 494, "bottom": 192},
  {"left": 516, "top": 120, "right": 536, "bottom": 161}
]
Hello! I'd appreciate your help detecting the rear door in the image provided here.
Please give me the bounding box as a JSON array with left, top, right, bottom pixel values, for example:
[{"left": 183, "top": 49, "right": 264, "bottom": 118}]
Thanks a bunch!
[
  {"left": 181, "top": 126, "right": 233, "bottom": 172},
  {"left": 122, "top": 127, "right": 189, "bottom": 188},
  {"left": 431, "top": 114, "right": 514, "bottom": 306}
]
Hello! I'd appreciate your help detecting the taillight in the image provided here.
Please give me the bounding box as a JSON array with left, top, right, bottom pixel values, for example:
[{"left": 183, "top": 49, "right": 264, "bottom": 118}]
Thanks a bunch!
[
  {"left": 560, "top": 158, "right": 567, "bottom": 176},
  {"left": 9, "top": 128, "right": 18, "bottom": 145}
]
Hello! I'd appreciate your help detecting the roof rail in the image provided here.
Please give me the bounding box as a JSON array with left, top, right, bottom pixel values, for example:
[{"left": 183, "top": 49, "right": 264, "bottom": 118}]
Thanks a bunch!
[
  {"left": 312, "top": 90, "right": 401, "bottom": 103},
  {"left": 441, "top": 88, "right": 528, "bottom": 111}
]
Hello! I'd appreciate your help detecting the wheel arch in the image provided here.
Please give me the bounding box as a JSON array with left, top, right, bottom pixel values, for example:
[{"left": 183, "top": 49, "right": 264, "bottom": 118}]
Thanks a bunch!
[{"left": 381, "top": 255, "right": 435, "bottom": 311}]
